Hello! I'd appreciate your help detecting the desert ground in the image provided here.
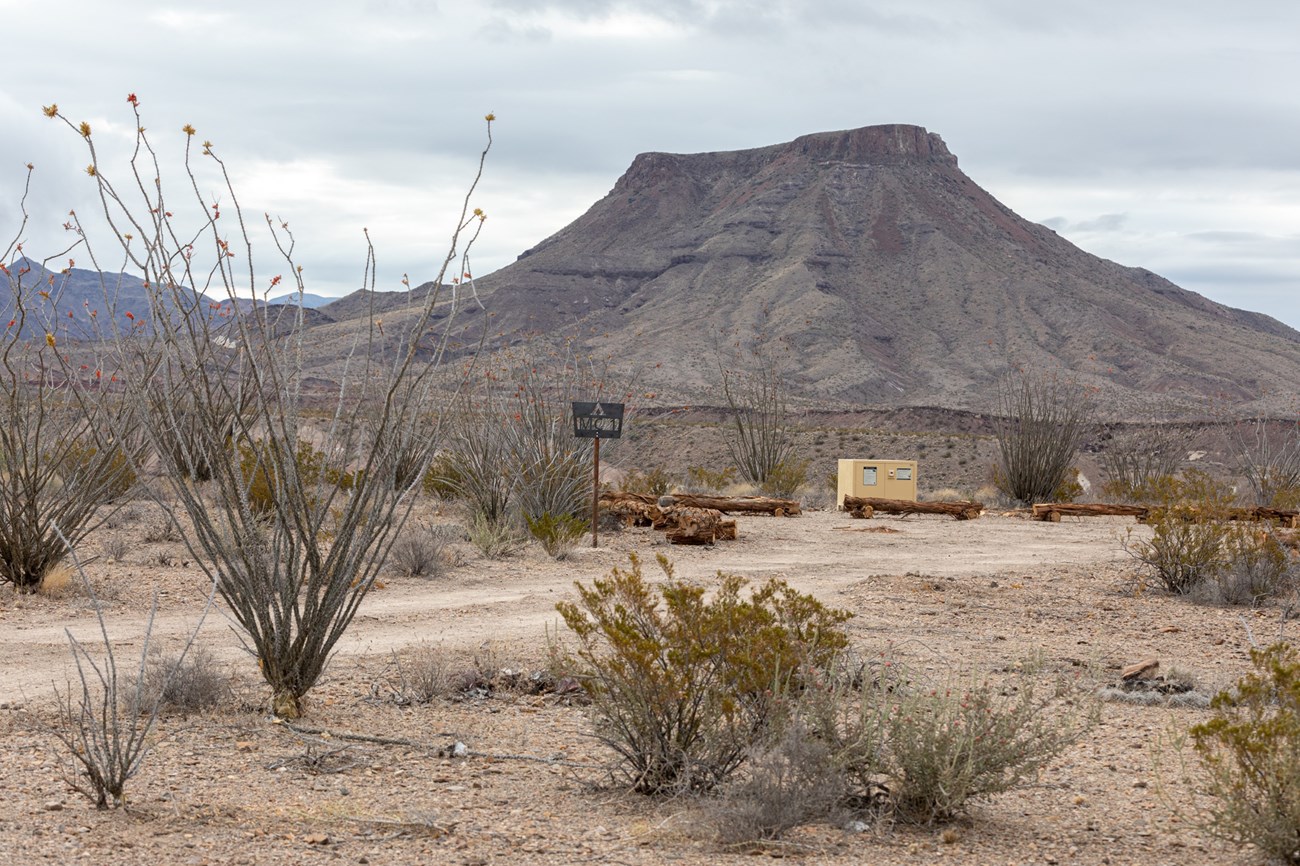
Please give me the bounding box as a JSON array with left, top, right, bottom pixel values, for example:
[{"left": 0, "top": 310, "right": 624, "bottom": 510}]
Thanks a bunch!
[{"left": 0, "top": 498, "right": 1279, "bottom": 866}]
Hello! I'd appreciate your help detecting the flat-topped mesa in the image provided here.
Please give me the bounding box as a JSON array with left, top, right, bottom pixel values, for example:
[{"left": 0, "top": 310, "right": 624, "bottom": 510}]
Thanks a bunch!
[
  {"left": 788, "top": 124, "right": 958, "bottom": 167},
  {"left": 430, "top": 121, "right": 1300, "bottom": 413},
  {"left": 615, "top": 124, "right": 956, "bottom": 191},
  {"left": 614, "top": 124, "right": 956, "bottom": 192}
]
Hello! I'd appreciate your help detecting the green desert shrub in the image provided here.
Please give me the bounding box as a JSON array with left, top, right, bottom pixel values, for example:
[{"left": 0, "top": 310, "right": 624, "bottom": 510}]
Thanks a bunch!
[
  {"left": 466, "top": 510, "right": 526, "bottom": 559},
  {"left": 525, "top": 511, "right": 588, "bottom": 560},
  {"left": 859, "top": 669, "right": 1093, "bottom": 823},
  {"left": 554, "top": 553, "right": 851, "bottom": 794},
  {"left": 685, "top": 466, "right": 737, "bottom": 494},
  {"left": 237, "top": 439, "right": 355, "bottom": 516},
  {"left": 621, "top": 467, "right": 674, "bottom": 497},
  {"left": 1188, "top": 642, "right": 1300, "bottom": 861},
  {"left": 1122, "top": 471, "right": 1295, "bottom": 601},
  {"left": 57, "top": 441, "right": 137, "bottom": 503},
  {"left": 421, "top": 451, "right": 464, "bottom": 499},
  {"left": 758, "top": 458, "right": 809, "bottom": 499}
]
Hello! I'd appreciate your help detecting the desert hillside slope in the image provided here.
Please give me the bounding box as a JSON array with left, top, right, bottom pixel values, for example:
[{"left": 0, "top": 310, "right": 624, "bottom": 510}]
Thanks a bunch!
[{"left": 328, "top": 124, "right": 1298, "bottom": 413}]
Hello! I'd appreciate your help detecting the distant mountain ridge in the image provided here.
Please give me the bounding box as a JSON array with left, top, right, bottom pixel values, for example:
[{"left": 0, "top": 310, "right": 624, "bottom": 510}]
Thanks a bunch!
[{"left": 0, "top": 258, "right": 340, "bottom": 336}]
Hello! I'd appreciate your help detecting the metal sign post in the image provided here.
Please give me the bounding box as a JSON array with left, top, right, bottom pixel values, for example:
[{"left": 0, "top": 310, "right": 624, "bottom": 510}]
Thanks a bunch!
[{"left": 572, "top": 401, "right": 625, "bottom": 548}]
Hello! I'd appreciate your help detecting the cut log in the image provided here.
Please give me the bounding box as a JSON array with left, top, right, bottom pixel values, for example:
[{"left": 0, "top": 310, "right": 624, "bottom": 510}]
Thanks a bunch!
[
  {"left": 1238, "top": 506, "right": 1300, "bottom": 528},
  {"left": 669, "top": 494, "right": 801, "bottom": 516},
  {"left": 843, "top": 496, "right": 982, "bottom": 521},
  {"left": 842, "top": 496, "right": 873, "bottom": 514},
  {"left": 1032, "top": 503, "right": 1151, "bottom": 522},
  {"left": 1031, "top": 502, "right": 1300, "bottom": 528},
  {"left": 599, "top": 492, "right": 662, "bottom": 527},
  {"left": 601, "top": 491, "right": 741, "bottom": 542},
  {"left": 660, "top": 506, "right": 724, "bottom": 545}
]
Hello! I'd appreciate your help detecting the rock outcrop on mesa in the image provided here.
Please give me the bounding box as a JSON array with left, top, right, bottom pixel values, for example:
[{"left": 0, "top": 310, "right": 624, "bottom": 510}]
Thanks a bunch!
[{"left": 364, "top": 123, "right": 1299, "bottom": 412}]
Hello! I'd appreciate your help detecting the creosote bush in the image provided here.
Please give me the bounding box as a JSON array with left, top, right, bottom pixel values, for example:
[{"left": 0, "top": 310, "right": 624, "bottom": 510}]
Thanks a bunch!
[
  {"left": 237, "top": 438, "right": 356, "bottom": 516},
  {"left": 421, "top": 451, "right": 464, "bottom": 500},
  {"left": 621, "top": 467, "right": 674, "bottom": 497},
  {"left": 856, "top": 669, "right": 1093, "bottom": 823},
  {"left": 757, "top": 458, "right": 808, "bottom": 499},
  {"left": 1123, "top": 472, "right": 1235, "bottom": 595},
  {"left": 1188, "top": 642, "right": 1300, "bottom": 861},
  {"left": 525, "top": 511, "right": 587, "bottom": 560},
  {"left": 57, "top": 442, "right": 137, "bottom": 503},
  {"left": 555, "top": 553, "right": 851, "bottom": 794},
  {"left": 685, "top": 466, "right": 737, "bottom": 495},
  {"left": 1122, "top": 471, "right": 1295, "bottom": 601}
]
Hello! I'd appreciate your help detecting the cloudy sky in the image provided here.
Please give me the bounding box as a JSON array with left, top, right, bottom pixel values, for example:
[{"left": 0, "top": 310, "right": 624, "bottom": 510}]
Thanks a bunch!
[{"left": 3, "top": 0, "right": 1298, "bottom": 327}]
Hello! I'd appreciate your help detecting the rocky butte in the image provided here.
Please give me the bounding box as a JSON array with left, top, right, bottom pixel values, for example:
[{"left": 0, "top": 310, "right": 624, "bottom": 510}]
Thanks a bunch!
[{"left": 336, "top": 124, "right": 1300, "bottom": 413}]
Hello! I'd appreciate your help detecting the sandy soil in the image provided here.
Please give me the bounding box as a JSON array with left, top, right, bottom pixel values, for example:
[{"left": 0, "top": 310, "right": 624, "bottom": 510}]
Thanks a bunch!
[{"left": 0, "top": 502, "right": 1278, "bottom": 865}]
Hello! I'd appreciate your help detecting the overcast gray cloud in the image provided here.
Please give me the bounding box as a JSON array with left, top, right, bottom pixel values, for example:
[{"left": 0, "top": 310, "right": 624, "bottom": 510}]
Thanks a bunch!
[{"left": 3, "top": 0, "right": 1298, "bottom": 328}]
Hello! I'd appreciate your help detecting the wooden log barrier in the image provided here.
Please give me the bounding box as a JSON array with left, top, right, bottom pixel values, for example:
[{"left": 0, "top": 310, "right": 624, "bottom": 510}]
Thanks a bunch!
[
  {"left": 600, "top": 492, "right": 737, "bottom": 543},
  {"left": 600, "top": 492, "right": 662, "bottom": 527},
  {"left": 1032, "top": 503, "right": 1151, "bottom": 522},
  {"left": 667, "top": 494, "right": 801, "bottom": 516},
  {"left": 843, "top": 496, "right": 982, "bottom": 521},
  {"left": 1030, "top": 502, "right": 1299, "bottom": 527}
]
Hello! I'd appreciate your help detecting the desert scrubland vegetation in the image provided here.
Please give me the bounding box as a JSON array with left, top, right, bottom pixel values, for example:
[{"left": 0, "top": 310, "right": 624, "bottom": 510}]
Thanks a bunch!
[{"left": 5, "top": 101, "right": 1300, "bottom": 864}]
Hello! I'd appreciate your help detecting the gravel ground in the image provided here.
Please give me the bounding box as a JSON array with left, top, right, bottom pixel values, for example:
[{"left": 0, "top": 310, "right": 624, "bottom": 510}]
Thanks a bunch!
[{"left": 0, "top": 503, "right": 1279, "bottom": 865}]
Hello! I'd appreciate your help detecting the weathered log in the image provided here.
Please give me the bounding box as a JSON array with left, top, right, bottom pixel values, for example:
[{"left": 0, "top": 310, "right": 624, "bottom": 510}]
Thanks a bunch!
[
  {"left": 660, "top": 506, "right": 724, "bottom": 545},
  {"left": 668, "top": 494, "right": 801, "bottom": 517},
  {"left": 601, "top": 491, "right": 658, "bottom": 506},
  {"left": 844, "top": 503, "right": 874, "bottom": 519},
  {"left": 600, "top": 492, "right": 662, "bottom": 527},
  {"left": 1032, "top": 503, "right": 1151, "bottom": 522},
  {"left": 1030, "top": 502, "right": 1300, "bottom": 528},
  {"left": 1238, "top": 506, "right": 1300, "bottom": 528},
  {"left": 601, "top": 491, "right": 740, "bottom": 541},
  {"left": 843, "top": 496, "right": 982, "bottom": 521}
]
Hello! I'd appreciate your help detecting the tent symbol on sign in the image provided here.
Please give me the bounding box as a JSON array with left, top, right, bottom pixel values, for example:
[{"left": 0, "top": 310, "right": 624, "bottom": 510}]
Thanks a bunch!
[{"left": 571, "top": 401, "right": 625, "bottom": 439}]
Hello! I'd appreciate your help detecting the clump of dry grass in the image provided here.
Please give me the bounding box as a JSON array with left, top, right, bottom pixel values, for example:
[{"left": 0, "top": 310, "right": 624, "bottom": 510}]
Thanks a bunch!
[
  {"left": 385, "top": 643, "right": 552, "bottom": 705},
  {"left": 37, "top": 564, "right": 77, "bottom": 598},
  {"left": 134, "top": 646, "right": 230, "bottom": 715}
]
